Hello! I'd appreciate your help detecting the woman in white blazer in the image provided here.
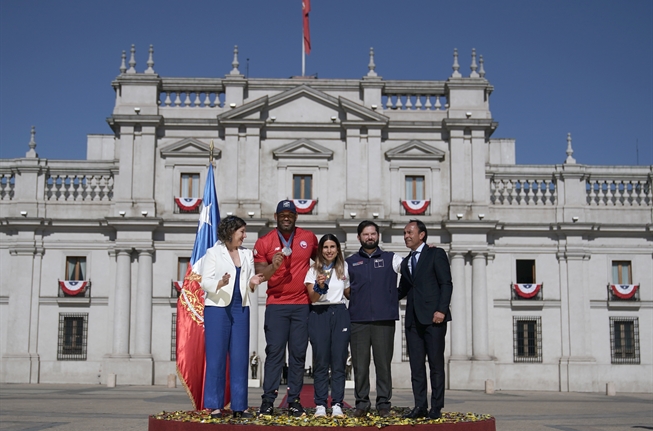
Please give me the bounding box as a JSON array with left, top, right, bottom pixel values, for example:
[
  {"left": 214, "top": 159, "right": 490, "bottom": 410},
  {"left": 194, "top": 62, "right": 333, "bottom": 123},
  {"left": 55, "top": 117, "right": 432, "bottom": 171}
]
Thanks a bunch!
[{"left": 201, "top": 216, "right": 264, "bottom": 418}]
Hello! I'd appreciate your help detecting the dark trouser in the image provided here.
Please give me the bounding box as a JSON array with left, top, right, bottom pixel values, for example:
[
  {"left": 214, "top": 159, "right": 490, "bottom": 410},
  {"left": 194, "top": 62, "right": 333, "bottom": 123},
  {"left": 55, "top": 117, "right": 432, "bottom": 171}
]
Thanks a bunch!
[
  {"left": 350, "top": 320, "right": 395, "bottom": 411},
  {"left": 308, "top": 304, "right": 350, "bottom": 407},
  {"left": 262, "top": 304, "right": 309, "bottom": 402},
  {"left": 405, "top": 319, "right": 447, "bottom": 411}
]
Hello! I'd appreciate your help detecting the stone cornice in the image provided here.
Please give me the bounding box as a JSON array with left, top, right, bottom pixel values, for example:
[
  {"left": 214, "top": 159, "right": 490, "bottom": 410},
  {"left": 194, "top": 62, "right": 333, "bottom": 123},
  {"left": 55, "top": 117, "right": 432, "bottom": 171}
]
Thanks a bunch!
[
  {"left": 105, "top": 217, "right": 162, "bottom": 231},
  {"left": 443, "top": 220, "right": 499, "bottom": 233},
  {"left": 106, "top": 115, "right": 163, "bottom": 132},
  {"left": 112, "top": 73, "right": 161, "bottom": 87},
  {"left": 442, "top": 118, "right": 498, "bottom": 130},
  {"left": 336, "top": 219, "right": 393, "bottom": 231}
]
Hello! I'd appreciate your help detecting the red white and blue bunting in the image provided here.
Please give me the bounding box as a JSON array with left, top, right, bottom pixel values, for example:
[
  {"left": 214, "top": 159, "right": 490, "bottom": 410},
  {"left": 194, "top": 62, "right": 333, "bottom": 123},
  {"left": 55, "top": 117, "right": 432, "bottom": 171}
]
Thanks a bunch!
[
  {"left": 173, "top": 281, "right": 184, "bottom": 292},
  {"left": 402, "top": 200, "right": 430, "bottom": 215},
  {"left": 59, "top": 280, "right": 88, "bottom": 296},
  {"left": 175, "top": 197, "right": 202, "bottom": 211},
  {"left": 293, "top": 199, "right": 317, "bottom": 214},
  {"left": 610, "top": 284, "right": 638, "bottom": 299},
  {"left": 513, "top": 283, "right": 541, "bottom": 299}
]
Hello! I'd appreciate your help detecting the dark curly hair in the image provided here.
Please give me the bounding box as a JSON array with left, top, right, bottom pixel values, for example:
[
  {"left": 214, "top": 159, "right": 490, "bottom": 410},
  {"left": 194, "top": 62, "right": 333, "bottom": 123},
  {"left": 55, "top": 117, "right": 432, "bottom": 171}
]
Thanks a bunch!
[{"left": 217, "top": 215, "right": 247, "bottom": 243}]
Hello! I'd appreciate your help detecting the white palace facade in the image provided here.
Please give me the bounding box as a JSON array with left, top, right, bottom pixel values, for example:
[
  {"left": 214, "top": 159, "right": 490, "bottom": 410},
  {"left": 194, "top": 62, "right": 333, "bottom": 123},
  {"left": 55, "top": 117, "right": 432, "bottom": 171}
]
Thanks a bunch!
[{"left": 0, "top": 46, "right": 651, "bottom": 393}]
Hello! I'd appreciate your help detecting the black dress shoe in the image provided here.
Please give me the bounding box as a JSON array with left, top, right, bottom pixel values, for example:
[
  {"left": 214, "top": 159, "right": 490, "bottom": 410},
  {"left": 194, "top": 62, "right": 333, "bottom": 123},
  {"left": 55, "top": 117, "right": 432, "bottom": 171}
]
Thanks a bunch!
[
  {"left": 428, "top": 409, "right": 442, "bottom": 419},
  {"left": 403, "top": 407, "right": 428, "bottom": 419},
  {"left": 210, "top": 410, "right": 223, "bottom": 419}
]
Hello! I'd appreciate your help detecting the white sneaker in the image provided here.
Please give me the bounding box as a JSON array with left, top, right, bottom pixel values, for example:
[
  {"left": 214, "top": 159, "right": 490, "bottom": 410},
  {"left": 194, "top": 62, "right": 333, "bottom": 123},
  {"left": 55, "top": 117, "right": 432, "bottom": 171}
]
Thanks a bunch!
[
  {"left": 314, "top": 405, "right": 327, "bottom": 417},
  {"left": 331, "top": 404, "right": 345, "bottom": 418}
]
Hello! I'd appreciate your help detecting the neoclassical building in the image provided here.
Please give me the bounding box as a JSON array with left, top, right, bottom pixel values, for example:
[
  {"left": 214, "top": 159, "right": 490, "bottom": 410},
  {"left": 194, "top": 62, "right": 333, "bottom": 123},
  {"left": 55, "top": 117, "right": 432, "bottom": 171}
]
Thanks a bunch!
[{"left": 1, "top": 45, "right": 650, "bottom": 393}]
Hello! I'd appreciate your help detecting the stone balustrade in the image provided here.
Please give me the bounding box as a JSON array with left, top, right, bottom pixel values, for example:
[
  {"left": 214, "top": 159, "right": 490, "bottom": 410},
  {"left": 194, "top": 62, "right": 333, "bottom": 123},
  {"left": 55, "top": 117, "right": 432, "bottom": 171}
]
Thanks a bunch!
[
  {"left": 586, "top": 177, "right": 651, "bottom": 207},
  {"left": 158, "top": 78, "right": 225, "bottom": 108},
  {"left": 0, "top": 160, "right": 116, "bottom": 205},
  {"left": 489, "top": 166, "right": 557, "bottom": 206},
  {"left": 46, "top": 173, "right": 114, "bottom": 202},
  {"left": 0, "top": 173, "right": 15, "bottom": 201},
  {"left": 491, "top": 178, "right": 557, "bottom": 206},
  {"left": 382, "top": 81, "right": 448, "bottom": 111},
  {"left": 489, "top": 165, "right": 652, "bottom": 209}
]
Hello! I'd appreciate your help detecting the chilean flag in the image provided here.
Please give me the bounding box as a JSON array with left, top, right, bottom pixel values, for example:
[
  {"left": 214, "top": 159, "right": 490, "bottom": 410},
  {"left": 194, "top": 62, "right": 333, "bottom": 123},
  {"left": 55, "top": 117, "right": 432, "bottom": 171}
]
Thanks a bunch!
[
  {"left": 610, "top": 284, "right": 638, "bottom": 300},
  {"left": 175, "top": 197, "right": 203, "bottom": 212},
  {"left": 514, "top": 283, "right": 542, "bottom": 299},
  {"left": 176, "top": 164, "right": 229, "bottom": 410},
  {"left": 59, "top": 280, "right": 88, "bottom": 296},
  {"left": 293, "top": 199, "right": 317, "bottom": 214},
  {"left": 303, "top": 0, "right": 311, "bottom": 54},
  {"left": 402, "top": 200, "right": 430, "bottom": 215}
]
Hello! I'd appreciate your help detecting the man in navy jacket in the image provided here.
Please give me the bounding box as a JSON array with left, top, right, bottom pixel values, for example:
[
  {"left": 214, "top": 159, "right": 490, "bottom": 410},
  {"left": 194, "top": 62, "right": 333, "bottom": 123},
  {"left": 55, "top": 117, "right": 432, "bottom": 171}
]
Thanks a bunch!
[
  {"left": 345, "top": 220, "right": 402, "bottom": 418},
  {"left": 398, "top": 219, "right": 453, "bottom": 420}
]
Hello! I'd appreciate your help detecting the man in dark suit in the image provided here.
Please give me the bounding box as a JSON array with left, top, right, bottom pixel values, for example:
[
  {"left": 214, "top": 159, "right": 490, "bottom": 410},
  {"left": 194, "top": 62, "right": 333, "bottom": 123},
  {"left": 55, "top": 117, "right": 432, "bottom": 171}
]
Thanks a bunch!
[{"left": 398, "top": 219, "right": 453, "bottom": 420}]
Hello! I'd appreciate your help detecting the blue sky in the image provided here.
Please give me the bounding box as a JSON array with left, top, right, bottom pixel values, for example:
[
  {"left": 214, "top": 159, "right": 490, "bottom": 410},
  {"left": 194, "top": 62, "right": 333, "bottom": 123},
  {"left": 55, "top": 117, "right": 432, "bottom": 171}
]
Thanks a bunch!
[{"left": 1, "top": 0, "right": 651, "bottom": 165}]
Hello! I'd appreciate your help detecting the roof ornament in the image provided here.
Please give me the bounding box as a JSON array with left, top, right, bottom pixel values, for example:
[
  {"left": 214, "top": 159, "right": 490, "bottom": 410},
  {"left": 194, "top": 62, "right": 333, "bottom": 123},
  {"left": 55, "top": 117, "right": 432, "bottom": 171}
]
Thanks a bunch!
[
  {"left": 470, "top": 48, "right": 479, "bottom": 78},
  {"left": 367, "top": 47, "right": 377, "bottom": 77},
  {"left": 230, "top": 45, "right": 240, "bottom": 75},
  {"left": 26, "top": 126, "right": 37, "bottom": 158},
  {"left": 119, "top": 50, "right": 127, "bottom": 74},
  {"left": 451, "top": 48, "right": 461, "bottom": 78},
  {"left": 565, "top": 133, "right": 577, "bottom": 164},
  {"left": 479, "top": 55, "right": 486, "bottom": 78},
  {"left": 127, "top": 44, "right": 136, "bottom": 74},
  {"left": 145, "top": 45, "right": 155, "bottom": 74}
]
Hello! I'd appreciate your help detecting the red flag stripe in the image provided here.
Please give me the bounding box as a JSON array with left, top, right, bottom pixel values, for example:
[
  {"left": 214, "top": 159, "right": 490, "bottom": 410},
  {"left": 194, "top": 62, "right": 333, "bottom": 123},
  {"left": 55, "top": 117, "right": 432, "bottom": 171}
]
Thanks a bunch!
[{"left": 303, "top": 0, "right": 311, "bottom": 54}]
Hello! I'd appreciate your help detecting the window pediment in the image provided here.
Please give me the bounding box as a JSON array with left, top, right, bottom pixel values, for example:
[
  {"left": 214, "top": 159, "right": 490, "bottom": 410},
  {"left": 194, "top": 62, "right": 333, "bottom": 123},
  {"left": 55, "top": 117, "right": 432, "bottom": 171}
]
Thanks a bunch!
[
  {"left": 273, "top": 139, "right": 333, "bottom": 160},
  {"left": 385, "top": 140, "right": 445, "bottom": 161},
  {"left": 159, "top": 138, "right": 221, "bottom": 159}
]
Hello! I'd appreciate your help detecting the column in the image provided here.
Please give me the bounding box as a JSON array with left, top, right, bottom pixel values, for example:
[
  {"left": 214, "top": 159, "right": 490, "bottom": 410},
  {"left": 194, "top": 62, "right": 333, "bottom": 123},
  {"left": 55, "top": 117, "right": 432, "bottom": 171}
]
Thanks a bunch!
[
  {"left": 112, "top": 249, "right": 132, "bottom": 357},
  {"left": 471, "top": 252, "right": 491, "bottom": 360},
  {"left": 134, "top": 249, "right": 153, "bottom": 357},
  {"left": 449, "top": 252, "right": 468, "bottom": 359}
]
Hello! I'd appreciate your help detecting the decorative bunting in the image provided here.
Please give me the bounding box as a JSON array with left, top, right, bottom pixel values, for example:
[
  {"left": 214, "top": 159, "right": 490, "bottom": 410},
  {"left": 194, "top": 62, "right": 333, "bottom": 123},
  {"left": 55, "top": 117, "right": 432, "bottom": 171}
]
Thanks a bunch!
[
  {"left": 59, "top": 280, "right": 88, "bottom": 296},
  {"left": 402, "top": 200, "right": 430, "bottom": 215},
  {"left": 610, "top": 284, "right": 638, "bottom": 300},
  {"left": 513, "top": 283, "right": 541, "bottom": 299},
  {"left": 175, "top": 197, "right": 202, "bottom": 212},
  {"left": 293, "top": 199, "right": 317, "bottom": 214}
]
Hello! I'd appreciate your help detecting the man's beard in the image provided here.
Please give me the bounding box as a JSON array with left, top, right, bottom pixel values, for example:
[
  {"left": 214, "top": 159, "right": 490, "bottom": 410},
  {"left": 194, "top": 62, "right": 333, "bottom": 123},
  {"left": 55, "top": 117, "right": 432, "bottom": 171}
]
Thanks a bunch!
[
  {"left": 277, "top": 222, "right": 295, "bottom": 234},
  {"left": 360, "top": 238, "right": 379, "bottom": 250}
]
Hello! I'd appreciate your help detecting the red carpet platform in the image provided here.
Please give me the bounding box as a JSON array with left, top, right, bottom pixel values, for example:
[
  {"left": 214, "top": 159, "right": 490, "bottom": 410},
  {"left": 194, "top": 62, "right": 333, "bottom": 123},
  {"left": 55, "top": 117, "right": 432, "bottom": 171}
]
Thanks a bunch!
[
  {"left": 149, "top": 385, "right": 495, "bottom": 430},
  {"left": 149, "top": 416, "right": 495, "bottom": 431}
]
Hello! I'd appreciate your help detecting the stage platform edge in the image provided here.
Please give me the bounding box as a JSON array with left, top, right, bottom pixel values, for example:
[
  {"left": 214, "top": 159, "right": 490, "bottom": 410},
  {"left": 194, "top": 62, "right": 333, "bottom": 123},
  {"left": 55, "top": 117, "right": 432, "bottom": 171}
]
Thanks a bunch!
[{"left": 149, "top": 415, "right": 496, "bottom": 431}]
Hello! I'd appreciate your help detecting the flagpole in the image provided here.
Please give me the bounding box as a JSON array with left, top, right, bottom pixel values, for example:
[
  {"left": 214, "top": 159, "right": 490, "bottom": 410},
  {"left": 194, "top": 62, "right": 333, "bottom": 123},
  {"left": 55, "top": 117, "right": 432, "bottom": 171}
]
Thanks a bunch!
[{"left": 302, "top": 27, "right": 305, "bottom": 76}]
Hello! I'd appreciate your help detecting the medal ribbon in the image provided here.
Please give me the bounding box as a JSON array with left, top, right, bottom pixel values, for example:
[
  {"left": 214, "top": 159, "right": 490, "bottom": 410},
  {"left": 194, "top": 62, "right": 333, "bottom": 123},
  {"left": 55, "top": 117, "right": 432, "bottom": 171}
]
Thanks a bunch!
[{"left": 277, "top": 230, "right": 295, "bottom": 253}]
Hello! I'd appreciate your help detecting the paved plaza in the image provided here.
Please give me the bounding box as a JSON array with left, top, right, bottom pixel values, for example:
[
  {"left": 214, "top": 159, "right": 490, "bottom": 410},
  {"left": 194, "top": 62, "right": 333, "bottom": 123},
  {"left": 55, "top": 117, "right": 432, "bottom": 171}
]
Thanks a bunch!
[{"left": 0, "top": 383, "right": 650, "bottom": 431}]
